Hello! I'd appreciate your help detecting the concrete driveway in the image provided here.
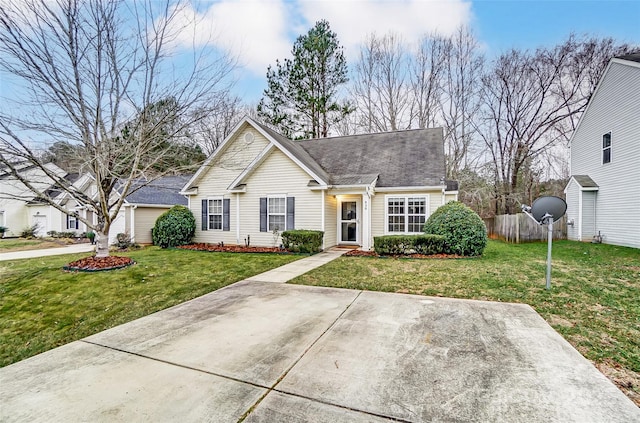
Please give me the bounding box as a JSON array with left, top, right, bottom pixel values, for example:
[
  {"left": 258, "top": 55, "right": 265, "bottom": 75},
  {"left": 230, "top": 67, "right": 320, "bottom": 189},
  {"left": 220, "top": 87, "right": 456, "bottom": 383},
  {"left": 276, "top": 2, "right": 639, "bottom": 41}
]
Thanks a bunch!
[{"left": 1, "top": 281, "right": 638, "bottom": 422}]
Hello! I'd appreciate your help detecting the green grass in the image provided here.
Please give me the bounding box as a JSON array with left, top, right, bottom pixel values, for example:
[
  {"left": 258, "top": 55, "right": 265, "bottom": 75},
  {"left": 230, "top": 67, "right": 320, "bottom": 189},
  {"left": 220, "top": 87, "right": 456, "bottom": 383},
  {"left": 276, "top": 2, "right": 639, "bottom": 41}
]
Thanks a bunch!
[
  {"left": 291, "top": 240, "right": 640, "bottom": 377},
  {"left": 0, "top": 247, "right": 300, "bottom": 367},
  {"left": 0, "top": 238, "right": 63, "bottom": 252}
]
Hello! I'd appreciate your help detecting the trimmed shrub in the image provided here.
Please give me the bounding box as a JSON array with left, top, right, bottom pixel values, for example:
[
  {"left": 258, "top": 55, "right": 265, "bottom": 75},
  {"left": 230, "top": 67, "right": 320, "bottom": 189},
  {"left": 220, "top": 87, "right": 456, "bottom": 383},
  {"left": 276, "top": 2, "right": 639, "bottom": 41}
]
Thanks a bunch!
[
  {"left": 152, "top": 205, "right": 196, "bottom": 248},
  {"left": 374, "top": 234, "right": 446, "bottom": 255},
  {"left": 423, "top": 201, "right": 487, "bottom": 256},
  {"left": 281, "top": 230, "right": 324, "bottom": 253}
]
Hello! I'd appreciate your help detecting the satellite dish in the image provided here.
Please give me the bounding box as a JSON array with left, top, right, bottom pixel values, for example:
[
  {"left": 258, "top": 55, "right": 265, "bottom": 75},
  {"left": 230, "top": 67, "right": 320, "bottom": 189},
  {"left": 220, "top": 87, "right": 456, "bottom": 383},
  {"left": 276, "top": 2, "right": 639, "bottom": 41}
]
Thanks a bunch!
[{"left": 530, "top": 196, "right": 567, "bottom": 223}]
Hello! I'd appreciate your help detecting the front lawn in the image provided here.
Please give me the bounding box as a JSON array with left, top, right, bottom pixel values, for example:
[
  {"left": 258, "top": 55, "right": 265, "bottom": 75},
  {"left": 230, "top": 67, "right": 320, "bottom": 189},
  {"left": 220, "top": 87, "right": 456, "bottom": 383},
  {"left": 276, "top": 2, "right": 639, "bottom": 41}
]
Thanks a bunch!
[
  {"left": 0, "top": 247, "right": 300, "bottom": 367},
  {"left": 0, "top": 238, "right": 63, "bottom": 252},
  {"left": 290, "top": 240, "right": 640, "bottom": 404}
]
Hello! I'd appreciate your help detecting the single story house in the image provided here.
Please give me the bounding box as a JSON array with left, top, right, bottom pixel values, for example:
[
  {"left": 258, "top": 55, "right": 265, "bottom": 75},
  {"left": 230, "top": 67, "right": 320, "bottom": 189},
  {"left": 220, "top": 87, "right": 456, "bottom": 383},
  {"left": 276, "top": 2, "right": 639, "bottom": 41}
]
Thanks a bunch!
[
  {"left": 182, "top": 117, "right": 458, "bottom": 250},
  {"left": 110, "top": 175, "right": 192, "bottom": 244}
]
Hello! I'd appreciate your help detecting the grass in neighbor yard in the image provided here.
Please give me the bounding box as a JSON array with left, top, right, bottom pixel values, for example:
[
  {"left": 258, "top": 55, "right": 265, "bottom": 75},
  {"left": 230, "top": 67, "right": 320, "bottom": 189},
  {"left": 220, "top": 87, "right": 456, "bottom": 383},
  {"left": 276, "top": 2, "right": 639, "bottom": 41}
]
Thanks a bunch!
[
  {"left": 291, "top": 240, "right": 640, "bottom": 404},
  {"left": 0, "top": 247, "right": 300, "bottom": 367},
  {"left": 0, "top": 238, "right": 64, "bottom": 252}
]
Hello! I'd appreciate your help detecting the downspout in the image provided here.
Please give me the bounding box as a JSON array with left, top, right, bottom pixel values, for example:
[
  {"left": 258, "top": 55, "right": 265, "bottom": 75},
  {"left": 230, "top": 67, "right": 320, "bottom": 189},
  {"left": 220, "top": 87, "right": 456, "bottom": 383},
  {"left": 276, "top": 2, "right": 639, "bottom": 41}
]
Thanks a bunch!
[
  {"left": 321, "top": 191, "right": 325, "bottom": 250},
  {"left": 130, "top": 205, "right": 137, "bottom": 243},
  {"left": 236, "top": 193, "right": 241, "bottom": 245}
]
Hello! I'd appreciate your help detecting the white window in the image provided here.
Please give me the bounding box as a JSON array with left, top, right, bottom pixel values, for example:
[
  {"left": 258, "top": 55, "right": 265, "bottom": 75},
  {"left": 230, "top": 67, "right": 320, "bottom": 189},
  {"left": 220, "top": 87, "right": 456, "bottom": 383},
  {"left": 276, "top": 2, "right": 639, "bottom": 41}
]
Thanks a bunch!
[
  {"left": 67, "top": 214, "right": 78, "bottom": 230},
  {"left": 268, "top": 196, "right": 286, "bottom": 232},
  {"left": 386, "top": 196, "right": 428, "bottom": 233},
  {"left": 208, "top": 198, "right": 223, "bottom": 230},
  {"left": 602, "top": 132, "right": 611, "bottom": 164}
]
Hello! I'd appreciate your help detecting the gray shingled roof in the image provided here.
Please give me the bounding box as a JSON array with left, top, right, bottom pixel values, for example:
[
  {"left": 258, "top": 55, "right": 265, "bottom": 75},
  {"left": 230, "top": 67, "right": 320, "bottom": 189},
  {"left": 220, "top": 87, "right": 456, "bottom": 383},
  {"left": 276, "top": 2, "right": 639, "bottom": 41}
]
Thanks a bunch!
[
  {"left": 617, "top": 52, "right": 640, "bottom": 64},
  {"left": 124, "top": 175, "right": 192, "bottom": 206},
  {"left": 572, "top": 175, "right": 599, "bottom": 188},
  {"left": 26, "top": 172, "right": 82, "bottom": 204},
  {"left": 297, "top": 128, "right": 446, "bottom": 187}
]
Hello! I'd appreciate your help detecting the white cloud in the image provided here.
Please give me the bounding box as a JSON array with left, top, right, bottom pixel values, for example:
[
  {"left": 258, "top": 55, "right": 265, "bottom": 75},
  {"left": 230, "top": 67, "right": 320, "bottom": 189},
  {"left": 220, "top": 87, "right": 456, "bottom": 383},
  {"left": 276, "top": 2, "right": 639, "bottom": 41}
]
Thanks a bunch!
[
  {"left": 169, "top": 0, "right": 294, "bottom": 75},
  {"left": 298, "top": 0, "right": 473, "bottom": 58},
  {"left": 172, "top": 0, "right": 472, "bottom": 78}
]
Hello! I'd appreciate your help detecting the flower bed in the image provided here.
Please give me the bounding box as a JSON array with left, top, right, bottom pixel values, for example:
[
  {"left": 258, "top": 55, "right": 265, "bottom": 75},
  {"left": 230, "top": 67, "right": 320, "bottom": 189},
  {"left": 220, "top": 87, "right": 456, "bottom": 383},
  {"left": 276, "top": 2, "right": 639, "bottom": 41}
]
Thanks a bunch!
[
  {"left": 344, "top": 249, "right": 466, "bottom": 259},
  {"left": 177, "top": 244, "right": 286, "bottom": 254},
  {"left": 63, "top": 256, "right": 135, "bottom": 272}
]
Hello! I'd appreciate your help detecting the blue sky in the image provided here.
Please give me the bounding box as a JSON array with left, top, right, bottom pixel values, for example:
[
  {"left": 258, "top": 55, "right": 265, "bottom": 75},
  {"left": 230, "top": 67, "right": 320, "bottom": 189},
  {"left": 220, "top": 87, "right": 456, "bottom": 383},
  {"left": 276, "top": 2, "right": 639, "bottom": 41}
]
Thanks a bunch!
[
  {"left": 218, "top": 0, "right": 639, "bottom": 103},
  {"left": 1, "top": 0, "right": 638, "bottom": 109}
]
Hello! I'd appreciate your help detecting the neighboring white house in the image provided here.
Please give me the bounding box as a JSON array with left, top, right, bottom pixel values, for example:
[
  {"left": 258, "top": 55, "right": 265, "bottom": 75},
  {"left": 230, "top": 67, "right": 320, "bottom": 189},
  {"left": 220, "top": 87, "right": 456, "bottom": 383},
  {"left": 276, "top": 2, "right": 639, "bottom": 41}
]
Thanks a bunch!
[
  {"left": 565, "top": 52, "right": 640, "bottom": 248},
  {"left": 1, "top": 163, "right": 189, "bottom": 244},
  {"left": 182, "top": 117, "right": 458, "bottom": 251},
  {"left": 0, "top": 162, "right": 67, "bottom": 237}
]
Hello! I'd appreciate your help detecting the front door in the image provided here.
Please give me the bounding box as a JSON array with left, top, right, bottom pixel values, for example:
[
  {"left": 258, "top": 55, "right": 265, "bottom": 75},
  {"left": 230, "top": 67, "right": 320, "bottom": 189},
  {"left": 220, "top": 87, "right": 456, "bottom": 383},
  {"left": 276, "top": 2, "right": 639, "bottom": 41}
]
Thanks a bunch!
[{"left": 339, "top": 199, "right": 360, "bottom": 244}]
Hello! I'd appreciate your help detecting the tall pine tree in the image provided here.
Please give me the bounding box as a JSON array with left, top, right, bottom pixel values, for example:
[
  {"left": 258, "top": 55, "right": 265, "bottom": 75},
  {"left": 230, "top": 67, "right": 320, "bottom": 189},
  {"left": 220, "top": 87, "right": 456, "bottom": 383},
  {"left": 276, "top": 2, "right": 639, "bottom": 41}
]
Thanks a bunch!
[{"left": 257, "top": 20, "right": 351, "bottom": 139}]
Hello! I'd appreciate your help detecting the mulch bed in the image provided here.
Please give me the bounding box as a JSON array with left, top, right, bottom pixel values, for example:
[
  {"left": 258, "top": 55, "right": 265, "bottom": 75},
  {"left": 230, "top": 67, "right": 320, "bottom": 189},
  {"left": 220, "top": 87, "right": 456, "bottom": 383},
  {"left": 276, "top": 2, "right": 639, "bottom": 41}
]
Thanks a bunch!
[
  {"left": 344, "top": 249, "right": 467, "bottom": 259},
  {"left": 177, "top": 244, "right": 287, "bottom": 254},
  {"left": 63, "top": 256, "right": 135, "bottom": 272}
]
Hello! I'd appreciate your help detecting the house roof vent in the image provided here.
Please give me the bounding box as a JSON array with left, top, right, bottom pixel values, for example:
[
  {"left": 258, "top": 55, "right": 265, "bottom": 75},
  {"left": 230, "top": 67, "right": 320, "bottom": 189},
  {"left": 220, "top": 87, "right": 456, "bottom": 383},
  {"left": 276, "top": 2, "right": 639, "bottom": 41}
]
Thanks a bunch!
[{"left": 244, "top": 132, "right": 254, "bottom": 144}]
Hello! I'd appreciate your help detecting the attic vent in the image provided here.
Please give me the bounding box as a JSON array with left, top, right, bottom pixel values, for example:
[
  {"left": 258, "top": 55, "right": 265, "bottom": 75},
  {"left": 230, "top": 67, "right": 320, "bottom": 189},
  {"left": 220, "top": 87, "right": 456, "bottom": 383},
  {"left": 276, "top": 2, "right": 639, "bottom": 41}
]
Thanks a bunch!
[{"left": 244, "top": 132, "right": 254, "bottom": 144}]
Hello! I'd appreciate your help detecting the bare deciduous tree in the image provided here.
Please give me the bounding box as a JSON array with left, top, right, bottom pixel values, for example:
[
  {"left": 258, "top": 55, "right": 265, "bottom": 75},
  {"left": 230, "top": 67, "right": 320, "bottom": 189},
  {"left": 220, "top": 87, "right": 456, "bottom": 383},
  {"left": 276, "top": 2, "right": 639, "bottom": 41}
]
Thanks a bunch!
[
  {"left": 440, "top": 27, "right": 484, "bottom": 179},
  {"left": 477, "top": 37, "right": 627, "bottom": 214},
  {"left": 351, "top": 32, "right": 411, "bottom": 132},
  {"left": 0, "top": 0, "right": 236, "bottom": 257},
  {"left": 409, "top": 33, "right": 447, "bottom": 129}
]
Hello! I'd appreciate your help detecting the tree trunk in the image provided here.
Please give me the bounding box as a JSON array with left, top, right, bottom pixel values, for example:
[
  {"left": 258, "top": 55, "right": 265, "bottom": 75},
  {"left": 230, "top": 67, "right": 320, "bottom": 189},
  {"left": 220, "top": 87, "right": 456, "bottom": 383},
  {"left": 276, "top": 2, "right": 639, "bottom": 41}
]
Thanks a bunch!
[{"left": 95, "top": 231, "right": 110, "bottom": 257}]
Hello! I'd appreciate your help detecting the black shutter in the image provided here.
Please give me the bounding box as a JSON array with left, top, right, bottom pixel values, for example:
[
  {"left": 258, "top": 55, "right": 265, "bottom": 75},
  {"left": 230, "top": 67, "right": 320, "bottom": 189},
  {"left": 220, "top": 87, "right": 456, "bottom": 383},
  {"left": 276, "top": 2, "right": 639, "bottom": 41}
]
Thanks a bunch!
[
  {"left": 75, "top": 216, "right": 79, "bottom": 230},
  {"left": 286, "top": 197, "right": 295, "bottom": 230},
  {"left": 259, "top": 197, "right": 267, "bottom": 232},
  {"left": 66, "top": 215, "right": 71, "bottom": 230},
  {"left": 223, "top": 199, "right": 230, "bottom": 231},
  {"left": 201, "top": 199, "right": 208, "bottom": 231}
]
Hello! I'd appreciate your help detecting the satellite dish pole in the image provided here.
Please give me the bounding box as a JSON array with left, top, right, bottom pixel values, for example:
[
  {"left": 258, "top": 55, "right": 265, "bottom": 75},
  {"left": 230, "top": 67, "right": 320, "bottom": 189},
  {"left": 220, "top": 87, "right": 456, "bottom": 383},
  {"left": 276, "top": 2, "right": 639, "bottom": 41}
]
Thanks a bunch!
[{"left": 521, "top": 196, "right": 567, "bottom": 290}]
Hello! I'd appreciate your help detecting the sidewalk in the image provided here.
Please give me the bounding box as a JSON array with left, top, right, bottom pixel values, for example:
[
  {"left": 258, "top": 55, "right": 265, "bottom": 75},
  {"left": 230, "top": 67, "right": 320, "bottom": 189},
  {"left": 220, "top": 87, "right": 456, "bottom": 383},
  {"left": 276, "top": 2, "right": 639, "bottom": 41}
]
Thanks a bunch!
[{"left": 0, "top": 243, "right": 95, "bottom": 261}]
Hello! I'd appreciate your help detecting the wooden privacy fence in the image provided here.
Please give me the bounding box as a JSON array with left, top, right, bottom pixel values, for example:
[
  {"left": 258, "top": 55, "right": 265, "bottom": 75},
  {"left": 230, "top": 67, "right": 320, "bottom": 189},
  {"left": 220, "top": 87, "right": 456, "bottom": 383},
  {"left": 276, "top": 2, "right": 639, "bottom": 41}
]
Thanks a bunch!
[{"left": 484, "top": 214, "right": 567, "bottom": 243}]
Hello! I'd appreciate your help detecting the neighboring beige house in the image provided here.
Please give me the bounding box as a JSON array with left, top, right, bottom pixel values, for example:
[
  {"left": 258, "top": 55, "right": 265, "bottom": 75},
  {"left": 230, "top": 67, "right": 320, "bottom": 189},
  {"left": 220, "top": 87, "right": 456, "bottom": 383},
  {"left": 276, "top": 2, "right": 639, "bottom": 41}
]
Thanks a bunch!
[
  {"left": 2, "top": 163, "right": 189, "bottom": 244},
  {"left": 182, "top": 117, "right": 458, "bottom": 250},
  {"left": 0, "top": 162, "right": 67, "bottom": 237},
  {"left": 112, "top": 175, "right": 191, "bottom": 244},
  {"left": 565, "top": 52, "right": 640, "bottom": 248}
]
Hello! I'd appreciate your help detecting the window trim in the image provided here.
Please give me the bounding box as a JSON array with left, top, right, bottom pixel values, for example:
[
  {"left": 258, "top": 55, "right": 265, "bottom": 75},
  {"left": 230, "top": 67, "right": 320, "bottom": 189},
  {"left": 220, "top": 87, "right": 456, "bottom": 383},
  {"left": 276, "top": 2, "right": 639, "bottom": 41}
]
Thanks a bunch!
[
  {"left": 384, "top": 195, "right": 429, "bottom": 235},
  {"left": 602, "top": 132, "right": 611, "bottom": 165},
  {"left": 67, "top": 213, "right": 78, "bottom": 230},
  {"left": 207, "top": 197, "right": 224, "bottom": 231},
  {"left": 267, "top": 194, "right": 286, "bottom": 232}
]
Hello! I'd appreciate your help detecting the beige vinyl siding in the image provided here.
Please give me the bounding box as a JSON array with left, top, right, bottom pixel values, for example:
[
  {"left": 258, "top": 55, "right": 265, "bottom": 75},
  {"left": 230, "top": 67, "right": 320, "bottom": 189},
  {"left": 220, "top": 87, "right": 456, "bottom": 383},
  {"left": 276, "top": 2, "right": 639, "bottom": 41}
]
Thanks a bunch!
[
  {"left": 324, "top": 194, "right": 337, "bottom": 248},
  {"left": 444, "top": 193, "right": 458, "bottom": 203},
  {"left": 565, "top": 179, "right": 581, "bottom": 241},
  {"left": 370, "top": 190, "right": 442, "bottom": 238},
  {"left": 193, "top": 126, "right": 270, "bottom": 245},
  {"left": 570, "top": 61, "right": 640, "bottom": 248},
  {"left": 133, "top": 207, "right": 169, "bottom": 244},
  {"left": 240, "top": 149, "right": 322, "bottom": 247}
]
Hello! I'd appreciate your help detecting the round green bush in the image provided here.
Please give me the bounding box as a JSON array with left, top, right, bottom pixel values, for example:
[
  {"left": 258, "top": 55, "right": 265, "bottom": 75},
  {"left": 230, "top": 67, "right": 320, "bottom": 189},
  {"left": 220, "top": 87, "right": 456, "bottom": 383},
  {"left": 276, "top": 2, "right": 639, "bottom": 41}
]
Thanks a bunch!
[
  {"left": 152, "top": 205, "right": 196, "bottom": 248},
  {"left": 423, "top": 201, "right": 487, "bottom": 256}
]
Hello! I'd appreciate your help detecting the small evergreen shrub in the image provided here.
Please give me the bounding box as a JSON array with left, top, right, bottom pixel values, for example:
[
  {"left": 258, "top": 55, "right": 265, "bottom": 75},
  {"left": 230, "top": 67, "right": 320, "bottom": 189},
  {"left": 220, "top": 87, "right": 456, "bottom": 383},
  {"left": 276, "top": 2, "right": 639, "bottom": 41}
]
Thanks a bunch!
[
  {"left": 114, "top": 232, "right": 135, "bottom": 249},
  {"left": 20, "top": 224, "right": 39, "bottom": 238},
  {"left": 423, "top": 201, "right": 487, "bottom": 256},
  {"left": 281, "top": 230, "right": 324, "bottom": 253},
  {"left": 373, "top": 234, "right": 446, "bottom": 255},
  {"left": 152, "top": 205, "right": 196, "bottom": 248}
]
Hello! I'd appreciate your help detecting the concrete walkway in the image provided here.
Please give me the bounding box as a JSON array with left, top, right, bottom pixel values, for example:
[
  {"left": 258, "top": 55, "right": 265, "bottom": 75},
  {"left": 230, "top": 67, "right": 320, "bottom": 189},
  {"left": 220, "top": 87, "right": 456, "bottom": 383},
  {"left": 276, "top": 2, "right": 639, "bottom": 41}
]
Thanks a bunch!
[
  {"left": 245, "top": 248, "right": 348, "bottom": 282},
  {"left": 1, "top": 247, "right": 638, "bottom": 422},
  {"left": 0, "top": 243, "right": 95, "bottom": 261}
]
